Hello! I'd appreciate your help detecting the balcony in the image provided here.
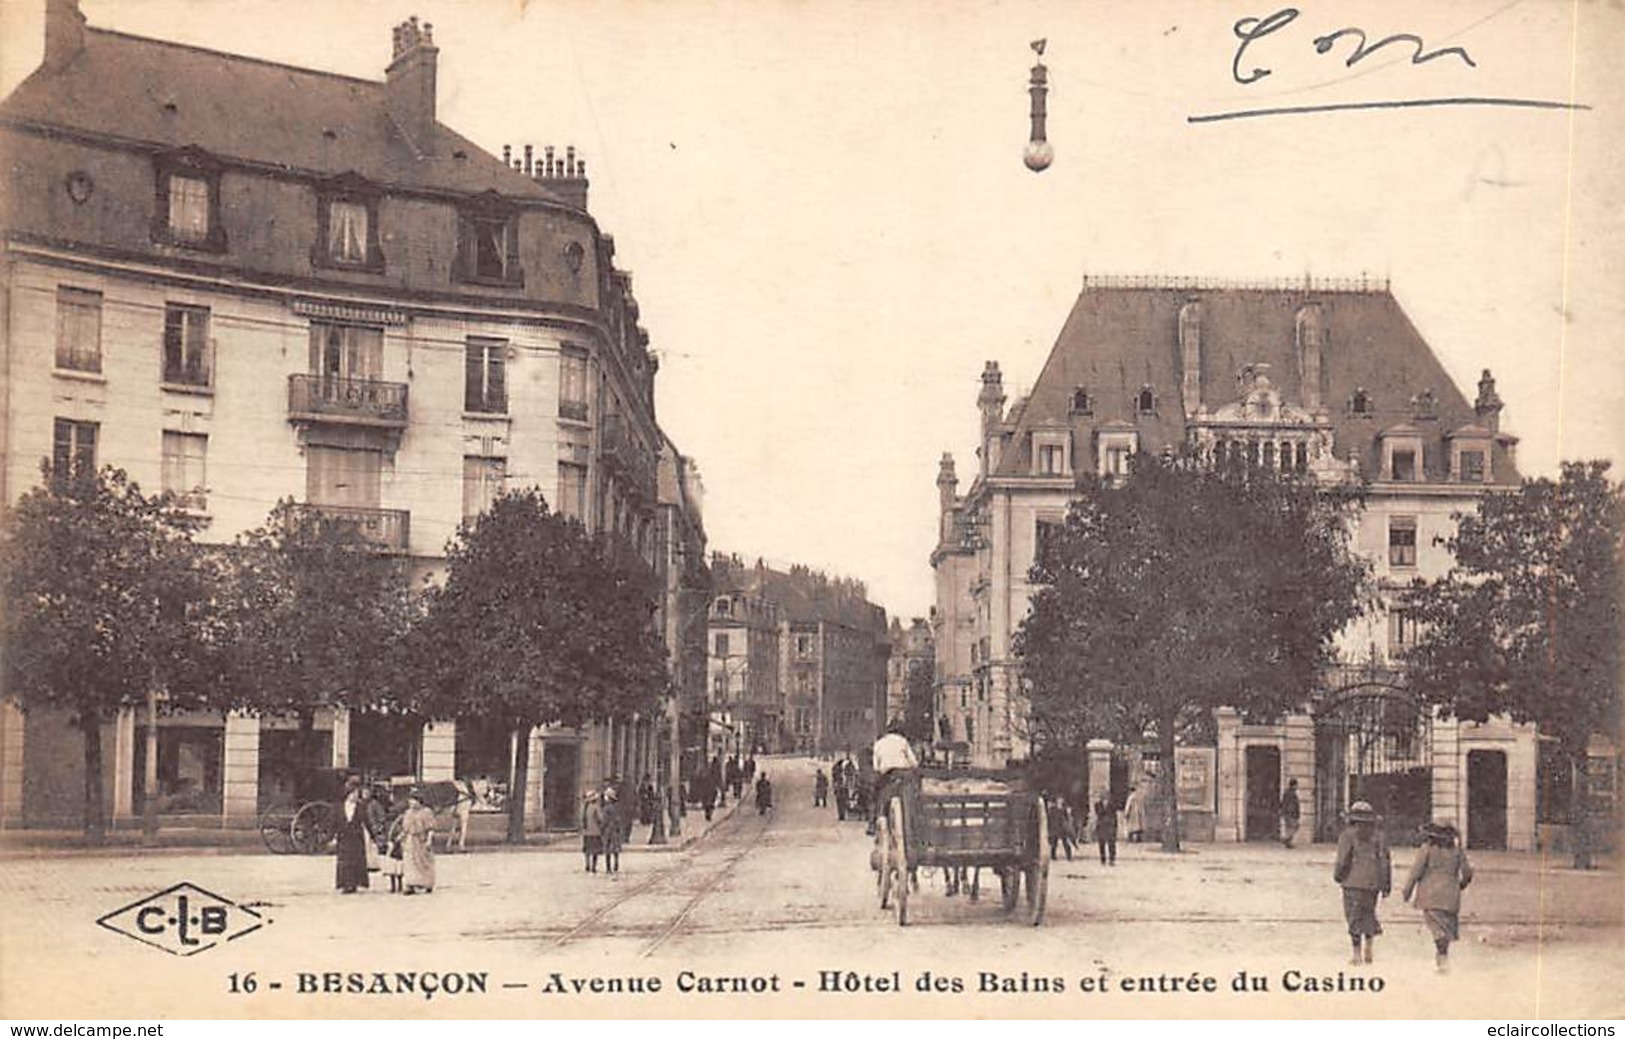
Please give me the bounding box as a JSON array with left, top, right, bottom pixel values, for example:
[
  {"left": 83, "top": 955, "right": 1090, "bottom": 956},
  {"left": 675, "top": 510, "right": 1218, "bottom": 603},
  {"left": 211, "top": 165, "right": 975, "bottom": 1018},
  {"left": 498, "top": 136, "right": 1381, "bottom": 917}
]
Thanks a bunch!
[
  {"left": 288, "top": 374, "right": 409, "bottom": 428},
  {"left": 290, "top": 503, "right": 410, "bottom": 553},
  {"left": 601, "top": 414, "right": 658, "bottom": 500}
]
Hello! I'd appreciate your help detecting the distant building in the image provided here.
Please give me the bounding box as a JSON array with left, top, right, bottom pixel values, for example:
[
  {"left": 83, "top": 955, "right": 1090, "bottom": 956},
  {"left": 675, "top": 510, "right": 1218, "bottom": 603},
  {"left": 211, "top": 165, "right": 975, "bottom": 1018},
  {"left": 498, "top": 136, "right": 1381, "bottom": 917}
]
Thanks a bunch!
[
  {"left": 931, "top": 277, "right": 1579, "bottom": 851},
  {"left": 884, "top": 617, "right": 933, "bottom": 734},
  {"left": 0, "top": 1, "right": 692, "bottom": 831},
  {"left": 708, "top": 557, "right": 890, "bottom": 756}
]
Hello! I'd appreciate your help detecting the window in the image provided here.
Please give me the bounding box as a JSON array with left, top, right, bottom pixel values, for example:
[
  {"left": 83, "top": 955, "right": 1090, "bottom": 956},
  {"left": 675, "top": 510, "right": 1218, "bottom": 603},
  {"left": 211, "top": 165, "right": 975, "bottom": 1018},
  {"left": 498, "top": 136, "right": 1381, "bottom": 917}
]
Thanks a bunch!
[
  {"left": 52, "top": 418, "right": 97, "bottom": 481},
  {"left": 1070, "top": 388, "right": 1093, "bottom": 415},
  {"left": 1136, "top": 386, "right": 1156, "bottom": 416},
  {"left": 1349, "top": 389, "right": 1372, "bottom": 416},
  {"left": 464, "top": 338, "right": 507, "bottom": 413},
  {"left": 153, "top": 152, "right": 225, "bottom": 251},
  {"left": 457, "top": 206, "right": 521, "bottom": 285},
  {"left": 1391, "top": 449, "right": 1416, "bottom": 482},
  {"left": 461, "top": 456, "right": 506, "bottom": 523},
  {"left": 55, "top": 287, "right": 102, "bottom": 373},
  {"left": 1388, "top": 516, "right": 1417, "bottom": 569},
  {"left": 310, "top": 322, "right": 382, "bottom": 382},
  {"left": 1459, "top": 449, "right": 1486, "bottom": 483},
  {"left": 713, "top": 673, "right": 728, "bottom": 700},
  {"left": 167, "top": 175, "right": 210, "bottom": 242},
  {"left": 305, "top": 446, "right": 381, "bottom": 508},
  {"left": 1388, "top": 607, "right": 1419, "bottom": 653},
  {"left": 715, "top": 633, "right": 730, "bottom": 657},
  {"left": 163, "top": 304, "right": 212, "bottom": 387},
  {"left": 1036, "top": 442, "right": 1066, "bottom": 475},
  {"left": 161, "top": 432, "right": 207, "bottom": 510},
  {"left": 715, "top": 597, "right": 732, "bottom": 618},
  {"left": 328, "top": 201, "right": 370, "bottom": 264},
  {"left": 1035, "top": 518, "right": 1063, "bottom": 568},
  {"left": 796, "top": 634, "right": 814, "bottom": 658},
  {"left": 556, "top": 462, "right": 587, "bottom": 521},
  {"left": 559, "top": 347, "right": 589, "bottom": 421},
  {"left": 1104, "top": 445, "right": 1131, "bottom": 477}
]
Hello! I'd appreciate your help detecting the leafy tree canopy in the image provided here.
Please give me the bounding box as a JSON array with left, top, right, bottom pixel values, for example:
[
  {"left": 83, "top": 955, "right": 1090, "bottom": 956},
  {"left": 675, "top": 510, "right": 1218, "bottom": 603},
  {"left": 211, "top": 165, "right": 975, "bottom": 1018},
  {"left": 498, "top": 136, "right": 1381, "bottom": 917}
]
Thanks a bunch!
[
  {"left": 1014, "top": 453, "right": 1370, "bottom": 849},
  {"left": 1406, "top": 460, "right": 1622, "bottom": 865}
]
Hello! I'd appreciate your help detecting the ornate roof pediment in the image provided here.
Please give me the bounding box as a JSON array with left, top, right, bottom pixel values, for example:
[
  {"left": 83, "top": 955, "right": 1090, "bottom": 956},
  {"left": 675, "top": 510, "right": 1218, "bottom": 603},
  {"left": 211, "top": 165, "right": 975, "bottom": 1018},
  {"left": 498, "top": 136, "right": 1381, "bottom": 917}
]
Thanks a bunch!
[{"left": 1206, "top": 364, "right": 1318, "bottom": 426}]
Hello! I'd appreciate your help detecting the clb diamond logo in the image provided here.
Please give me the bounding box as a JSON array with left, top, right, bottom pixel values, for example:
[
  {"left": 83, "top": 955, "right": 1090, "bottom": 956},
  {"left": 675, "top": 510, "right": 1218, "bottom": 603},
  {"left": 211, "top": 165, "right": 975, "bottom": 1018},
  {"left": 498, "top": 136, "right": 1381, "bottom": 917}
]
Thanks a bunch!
[{"left": 97, "top": 881, "right": 267, "bottom": 956}]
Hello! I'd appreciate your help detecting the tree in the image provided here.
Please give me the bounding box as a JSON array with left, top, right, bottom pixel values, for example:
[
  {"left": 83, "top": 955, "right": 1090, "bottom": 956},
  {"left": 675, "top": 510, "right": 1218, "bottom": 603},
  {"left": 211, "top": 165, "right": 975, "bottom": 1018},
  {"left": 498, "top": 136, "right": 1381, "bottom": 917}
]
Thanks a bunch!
[
  {"left": 1, "top": 466, "right": 213, "bottom": 841},
  {"left": 1015, "top": 453, "right": 1369, "bottom": 851},
  {"left": 901, "top": 657, "right": 935, "bottom": 747},
  {"left": 214, "top": 502, "right": 419, "bottom": 795},
  {"left": 412, "top": 490, "right": 669, "bottom": 842},
  {"left": 1406, "top": 460, "right": 1622, "bottom": 868}
]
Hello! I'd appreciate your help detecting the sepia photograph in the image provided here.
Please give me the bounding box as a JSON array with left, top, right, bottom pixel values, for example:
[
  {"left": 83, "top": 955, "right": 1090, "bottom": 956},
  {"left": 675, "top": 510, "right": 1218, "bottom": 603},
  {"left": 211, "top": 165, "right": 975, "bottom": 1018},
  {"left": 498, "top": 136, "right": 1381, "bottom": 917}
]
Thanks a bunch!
[{"left": 0, "top": 0, "right": 1620, "bottom": 1023}]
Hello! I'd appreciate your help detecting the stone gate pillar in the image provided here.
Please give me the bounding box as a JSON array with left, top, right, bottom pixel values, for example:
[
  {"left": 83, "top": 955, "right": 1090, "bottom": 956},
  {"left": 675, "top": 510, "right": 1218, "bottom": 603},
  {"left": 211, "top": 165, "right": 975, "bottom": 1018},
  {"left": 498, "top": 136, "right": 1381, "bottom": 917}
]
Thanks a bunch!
[
  {"left": 222, "top": 713, "right": 260, "bottom": 828},
  {"left": 1086, "top": 739, "right": 1113, "bottom": 802},
  {"left": 1215, "top": 707, "right": 1241, "bottom": 842},
  {"left": 420, "top": 720, "right": 455, "bottom": 782}
]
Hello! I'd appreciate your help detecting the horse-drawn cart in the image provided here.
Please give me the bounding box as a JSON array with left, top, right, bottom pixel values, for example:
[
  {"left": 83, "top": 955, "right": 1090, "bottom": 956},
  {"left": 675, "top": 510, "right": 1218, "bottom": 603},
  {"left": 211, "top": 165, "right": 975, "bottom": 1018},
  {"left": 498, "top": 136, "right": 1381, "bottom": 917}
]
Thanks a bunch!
[
  {"left": 871, "top": 769, "right": 1050, "bottom": 926},
  {"left": 258, "top": 773, "right": 473, "bottom": 855}
]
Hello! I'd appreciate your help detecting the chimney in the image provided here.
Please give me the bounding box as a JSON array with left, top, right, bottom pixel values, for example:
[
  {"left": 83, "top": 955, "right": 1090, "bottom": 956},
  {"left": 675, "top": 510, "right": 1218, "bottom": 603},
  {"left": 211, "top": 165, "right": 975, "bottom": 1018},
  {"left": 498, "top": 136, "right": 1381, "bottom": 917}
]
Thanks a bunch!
[
  {"left": 936, "top": 453, "right": 959, "bottom": 544},
  {"left": 534, "top": 143, "right": 591, "bottom": 210},
  {"left": 1295, "top": 302, "right": 1325, "bottom": 411},
  {"left": 44, "top": 0, "right": 87, "bottom": 73},
  {"left": 978, "top": 362, "right": 1006, "bottom": 476},
  {"left": 1178, "top": 296, "right": 1202, "bottom": 418},
  {"left": 1474, "top": 369, "right": 1504, "bottom": 432},
  {"left": 386, "top": 16, "right": 439, "bottom": 152}
]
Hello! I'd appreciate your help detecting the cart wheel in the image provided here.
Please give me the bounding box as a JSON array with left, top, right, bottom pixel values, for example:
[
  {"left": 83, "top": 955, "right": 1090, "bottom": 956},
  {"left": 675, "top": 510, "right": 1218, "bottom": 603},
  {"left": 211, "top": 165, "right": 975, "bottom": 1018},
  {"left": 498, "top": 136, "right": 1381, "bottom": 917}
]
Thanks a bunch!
[
  {"left": 258, "top": 810, "right": 293, "bottom": 855},
  {"left": 1025, "top": 798, "right": 1051, "bottom": 926},
  {"left": 292, "top": 801, "right": 337, "bottom": 855},
  {"left": 875, "top": 816, "right": 894, "bottom": 910},
  {"left": 889, "top": 797, "right": 909, "bottom": 927}
]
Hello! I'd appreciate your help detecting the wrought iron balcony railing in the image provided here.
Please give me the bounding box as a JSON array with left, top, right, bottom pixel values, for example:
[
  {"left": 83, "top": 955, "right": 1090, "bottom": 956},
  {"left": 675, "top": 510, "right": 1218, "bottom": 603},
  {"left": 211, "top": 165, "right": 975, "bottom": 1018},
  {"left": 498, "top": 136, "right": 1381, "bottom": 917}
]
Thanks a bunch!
[
  {"left": 290, "top": 503, "right": 411, "bottom": 553},
  {"left": 288, "top": 374, "right": 409, "bottom": 427}
]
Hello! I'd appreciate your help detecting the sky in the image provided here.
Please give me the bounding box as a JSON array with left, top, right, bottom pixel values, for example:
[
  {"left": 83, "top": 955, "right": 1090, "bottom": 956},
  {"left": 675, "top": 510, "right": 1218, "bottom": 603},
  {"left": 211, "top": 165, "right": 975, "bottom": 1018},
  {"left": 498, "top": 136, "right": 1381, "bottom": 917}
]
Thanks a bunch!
[{"left": 3, "top": 0, "right": 1621, "bottom": 620}]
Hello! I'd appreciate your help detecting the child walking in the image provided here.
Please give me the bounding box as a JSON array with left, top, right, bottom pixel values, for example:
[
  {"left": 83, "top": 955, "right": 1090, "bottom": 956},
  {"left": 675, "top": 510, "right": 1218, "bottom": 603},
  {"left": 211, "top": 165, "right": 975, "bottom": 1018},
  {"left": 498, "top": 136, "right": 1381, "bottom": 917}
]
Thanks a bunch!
[
  {"left": 1403, "top": 820, "right": 1474, "bottom": 972},
  {"left": 1333, "top": 800, "right": 1392, "bottom": 965}
]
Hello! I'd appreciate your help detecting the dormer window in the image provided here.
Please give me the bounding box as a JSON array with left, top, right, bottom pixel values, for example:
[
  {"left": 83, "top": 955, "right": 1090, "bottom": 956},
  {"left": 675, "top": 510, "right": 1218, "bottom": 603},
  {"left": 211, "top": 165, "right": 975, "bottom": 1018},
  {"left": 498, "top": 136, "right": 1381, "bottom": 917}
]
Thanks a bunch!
[
  {"left": 1032, "top": 431, "right": 1070, "bottom": 476},
  {"left": 456, "top": 195, "right": 523, "bottom": 287},
  {"left": 314, "top": 179, "right": 385, "bottom": 272},
  {"left": 1070, "top": 388, "right": 1093, "bottom": 416},
  {"left": 1448, "top": 426, "right": 1495, "bottom": 484},
  {"left": 1412, "top": 389, "right": 1438, "bottom": 421},
  {"left": 1392, "top": 449, "right": 1416, "bottom": 482},
  {"left": 1136, "top": 386, "right": 1157, "bottom": 417},
  {"left": 152, "top": 150, "right": 225, "bottom": 252},
  {"left": 1349, "top": 389, "right": 1372, "bottom": 417},
  {"left": 1097, "top": 425, "right": 1138, "bottom": 480}
]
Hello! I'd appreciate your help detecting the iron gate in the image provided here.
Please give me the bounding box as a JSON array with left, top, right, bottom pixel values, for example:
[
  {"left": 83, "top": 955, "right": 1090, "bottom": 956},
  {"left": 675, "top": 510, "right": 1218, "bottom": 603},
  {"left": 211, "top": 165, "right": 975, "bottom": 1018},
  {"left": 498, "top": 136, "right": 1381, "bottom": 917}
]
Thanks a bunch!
[{"left": 1314, "top": 680, "right": 1432, "bottom": 845}]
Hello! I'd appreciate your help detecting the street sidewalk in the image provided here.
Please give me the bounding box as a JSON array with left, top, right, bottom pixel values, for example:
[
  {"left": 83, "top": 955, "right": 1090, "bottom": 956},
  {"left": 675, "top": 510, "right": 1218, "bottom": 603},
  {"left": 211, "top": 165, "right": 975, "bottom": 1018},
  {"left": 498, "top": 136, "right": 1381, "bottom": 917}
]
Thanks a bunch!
[{"left": 0, "top": 794, "right": 745, "bottom": 859}]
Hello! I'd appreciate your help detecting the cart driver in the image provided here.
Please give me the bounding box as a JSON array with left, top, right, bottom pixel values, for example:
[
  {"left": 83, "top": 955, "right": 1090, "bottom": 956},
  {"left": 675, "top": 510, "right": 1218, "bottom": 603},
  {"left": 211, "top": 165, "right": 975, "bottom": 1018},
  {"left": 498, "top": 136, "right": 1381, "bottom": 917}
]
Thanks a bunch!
[{"left": 869, "top": 720, "right": 920, "bottom": 833}]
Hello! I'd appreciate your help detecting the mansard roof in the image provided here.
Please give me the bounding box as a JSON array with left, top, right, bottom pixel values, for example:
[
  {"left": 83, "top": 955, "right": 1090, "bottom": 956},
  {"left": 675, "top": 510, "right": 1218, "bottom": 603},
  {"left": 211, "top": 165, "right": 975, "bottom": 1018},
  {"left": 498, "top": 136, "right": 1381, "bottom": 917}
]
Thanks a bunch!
[
  {"left": 995, "top": 281, "right": 1519, "bottom": 484},
  {"left": 0, "top": 27, "right": 564, "bottom": 204}
]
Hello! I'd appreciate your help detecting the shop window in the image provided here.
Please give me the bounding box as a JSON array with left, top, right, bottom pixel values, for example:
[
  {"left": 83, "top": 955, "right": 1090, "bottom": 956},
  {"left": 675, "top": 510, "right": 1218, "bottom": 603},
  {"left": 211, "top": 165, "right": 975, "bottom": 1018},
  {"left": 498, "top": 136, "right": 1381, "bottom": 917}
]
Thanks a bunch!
[{"left": 132, "top": 723, "right": 223, "bottom": 815}]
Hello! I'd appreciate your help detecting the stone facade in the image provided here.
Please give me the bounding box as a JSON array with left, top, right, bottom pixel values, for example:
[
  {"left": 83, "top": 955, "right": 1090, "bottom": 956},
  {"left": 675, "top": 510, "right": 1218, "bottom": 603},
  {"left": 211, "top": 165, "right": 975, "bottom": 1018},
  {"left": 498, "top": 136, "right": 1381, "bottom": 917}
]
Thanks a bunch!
[
  {"left": 932, "top": 278, "right": 1547, "bottom": 847},
  {"left": 0, "top": 1, "right": 692, "bottom": 830}
]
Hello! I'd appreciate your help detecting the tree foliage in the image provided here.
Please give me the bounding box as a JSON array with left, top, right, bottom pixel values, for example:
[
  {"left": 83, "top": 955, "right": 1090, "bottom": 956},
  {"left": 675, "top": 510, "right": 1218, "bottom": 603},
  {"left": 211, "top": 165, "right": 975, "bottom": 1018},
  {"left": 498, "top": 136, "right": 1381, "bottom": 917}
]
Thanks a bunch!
[
  {"left": 215, "top": 501, "right": 419, "bottom": 723},
  {"left": 901, "top": 656, "right": 935, "bottom": 746},
  {"left": 1, "top": 466, "right": 214, "bottom": 840},
  {"left": 412, "top": 490, "right": 669, "bottom": 840},
  {"left": 1014, "top": 453, "right": 1370, "bottom": 850},
  {"left": 1406, "top": 460, "right": 1622, "bottom": 867}
]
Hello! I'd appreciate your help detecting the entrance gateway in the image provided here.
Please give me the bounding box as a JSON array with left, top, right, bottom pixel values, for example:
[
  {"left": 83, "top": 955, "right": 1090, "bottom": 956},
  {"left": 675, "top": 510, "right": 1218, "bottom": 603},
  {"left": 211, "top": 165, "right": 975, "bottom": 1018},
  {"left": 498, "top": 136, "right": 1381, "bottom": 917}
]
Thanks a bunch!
[{"left": 1314, "top": 678, "right": 1432, "bottom": 844}]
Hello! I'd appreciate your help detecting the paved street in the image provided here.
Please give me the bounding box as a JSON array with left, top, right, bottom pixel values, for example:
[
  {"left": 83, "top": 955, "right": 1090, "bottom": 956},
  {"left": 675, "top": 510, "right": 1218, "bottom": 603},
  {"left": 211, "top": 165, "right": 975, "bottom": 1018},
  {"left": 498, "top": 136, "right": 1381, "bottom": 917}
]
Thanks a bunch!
[{"left": 2, "top": 756, "right": 1620, "bottom": 1019}]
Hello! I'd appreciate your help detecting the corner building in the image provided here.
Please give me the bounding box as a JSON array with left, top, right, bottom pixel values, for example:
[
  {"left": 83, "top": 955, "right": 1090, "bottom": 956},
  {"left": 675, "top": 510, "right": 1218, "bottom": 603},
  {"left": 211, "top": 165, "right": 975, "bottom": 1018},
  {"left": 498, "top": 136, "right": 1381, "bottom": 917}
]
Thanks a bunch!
[
  {"left": 932, "top": 276, "right": 1571, "bottom": 851},
  {"left": 0, "top": 1, "right": 697, "bottom": 832}
]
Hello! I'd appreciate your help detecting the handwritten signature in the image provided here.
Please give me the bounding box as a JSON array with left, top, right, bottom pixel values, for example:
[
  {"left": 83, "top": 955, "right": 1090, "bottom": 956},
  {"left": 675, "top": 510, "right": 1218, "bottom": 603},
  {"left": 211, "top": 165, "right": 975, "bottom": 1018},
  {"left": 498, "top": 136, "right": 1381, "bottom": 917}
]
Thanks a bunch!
[{"left": 1231, "top": 7, "right": 1477, "bottom": 86}]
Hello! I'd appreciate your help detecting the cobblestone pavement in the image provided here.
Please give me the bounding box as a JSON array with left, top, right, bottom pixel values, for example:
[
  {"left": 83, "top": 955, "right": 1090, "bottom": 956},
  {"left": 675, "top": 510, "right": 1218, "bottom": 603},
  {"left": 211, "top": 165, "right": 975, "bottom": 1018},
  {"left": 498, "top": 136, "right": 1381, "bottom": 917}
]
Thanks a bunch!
[{"left": 2, "top": 756, "right": 1619, "bottom": 1019}]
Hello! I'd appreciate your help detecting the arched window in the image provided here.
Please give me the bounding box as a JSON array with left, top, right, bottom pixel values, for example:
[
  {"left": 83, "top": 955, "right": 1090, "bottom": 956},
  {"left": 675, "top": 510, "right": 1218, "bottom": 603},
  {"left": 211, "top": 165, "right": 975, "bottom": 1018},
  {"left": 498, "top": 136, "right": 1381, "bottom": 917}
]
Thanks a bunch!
[
  {"left": 1349, "top": 388, "right": 1371, "bottom": 416},
  {"left": 1070, "top": 388, "right": 1093, "bottom": 415},
  {"left": 1136, "top": 386, "right": 1156, "bottom": 416}
]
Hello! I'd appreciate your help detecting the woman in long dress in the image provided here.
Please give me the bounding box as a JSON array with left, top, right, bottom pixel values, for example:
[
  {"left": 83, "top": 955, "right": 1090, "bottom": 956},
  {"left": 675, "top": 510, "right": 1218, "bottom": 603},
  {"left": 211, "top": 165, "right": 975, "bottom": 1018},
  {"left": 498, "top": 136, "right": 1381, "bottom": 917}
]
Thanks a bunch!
[
  {"left": 334, "top": 775, "right": 370, "bottom": 894},
  {"left": 400, "top": 790, "right": 436, "bottom": 895}
]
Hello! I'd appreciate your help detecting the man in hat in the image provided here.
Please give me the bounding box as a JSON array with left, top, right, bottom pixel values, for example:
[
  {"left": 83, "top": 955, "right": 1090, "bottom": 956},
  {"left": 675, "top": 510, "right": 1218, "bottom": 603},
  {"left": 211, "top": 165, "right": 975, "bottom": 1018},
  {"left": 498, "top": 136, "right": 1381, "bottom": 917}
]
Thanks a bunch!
[
  {"left": 1333, "top": 800, "right": 1392, "bottom": 964},
  {"left": 1403, "top": 820, "right": 1474, "bottom": 972},
  {"left": 1279, "top": 778, "right": 1302, "bottom": 848}
]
